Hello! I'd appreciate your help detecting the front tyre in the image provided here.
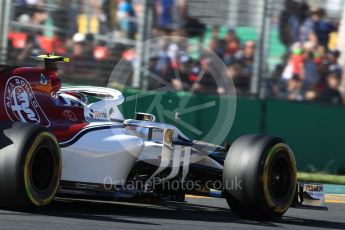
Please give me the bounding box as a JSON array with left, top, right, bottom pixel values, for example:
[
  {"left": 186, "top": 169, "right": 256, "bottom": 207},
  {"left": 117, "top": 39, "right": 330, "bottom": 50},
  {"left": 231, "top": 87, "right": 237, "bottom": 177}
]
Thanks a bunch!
[
  {"left": 223, "top": 135, "right": 297, "bottom": 219},
  {"left": 0, "top": 122, "right": 61, "bottom": 209}
]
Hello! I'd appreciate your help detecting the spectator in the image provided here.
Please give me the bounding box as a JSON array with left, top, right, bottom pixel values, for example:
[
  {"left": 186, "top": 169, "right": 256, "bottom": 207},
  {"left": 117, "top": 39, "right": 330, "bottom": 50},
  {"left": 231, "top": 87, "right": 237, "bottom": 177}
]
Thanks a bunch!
[
  {"left": 297, "top": 3, "right": 314, "bottom": 44},
  {"left": 279, "top": 0, "right": 300, "bottom": 46},
  {"left": 54, "top": 0, "right": 78, "bottom": 37},
  {"left": 207, "top": 37, "right": 225, "bottom": 60},
  {"left": 167, "top": 43, "right": 184, "bottom": 90},
  {"left": 17, "top": 33, "right": 42, "bottom": 63},
  {"left": 30, "top": 8, "right": 48, "bottom": 26},
  {"left": 118, "top": 0, "right": 137, "bottom": 39},
  {"left": 198, "top": 58, "right": 218, "bottom": 94},
  {"left": 284, "top": 75, "right": 303, "bottom": 101},
  {"left": 326, "top": 50, "right": 343, "bottom": 77},
  {"left": 281, "top": 43, "right": 304, "bottom": 81},
  {"left": 231, "top": 41, "right": 255, "bottom": 93},
  {"left": 223, "top": 35, "right": 241, "bottom": 66},
  {"left": 302, "top": 49, "right": 319, "bottom": 90},
  {"left": 318, "top": 72, "right": 343, "bottom": 104},
  {"left": 156, "top": 0, "right": 174, "bottom": 30},
  {"left": 65, "top": 33, "right": 97, "bottom": 80},
  {"left": 311, "top": 8, "right": 335, "bottom": 49},
  {"left": 176, "top": 0, "right": 187, "bottom": 26},
  {"left": 102, "top": 0, "right": 119, "bottom": 33},
  {"left": 178, "top": 55, "right": 192, "bottom": 89}
]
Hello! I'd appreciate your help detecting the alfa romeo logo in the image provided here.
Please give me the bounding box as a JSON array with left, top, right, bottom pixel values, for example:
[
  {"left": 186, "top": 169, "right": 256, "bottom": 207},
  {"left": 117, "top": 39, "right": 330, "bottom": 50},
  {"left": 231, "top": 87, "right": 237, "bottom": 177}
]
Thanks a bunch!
[{"left": 4, "top": 76, "right": 50, "bottom": 127}]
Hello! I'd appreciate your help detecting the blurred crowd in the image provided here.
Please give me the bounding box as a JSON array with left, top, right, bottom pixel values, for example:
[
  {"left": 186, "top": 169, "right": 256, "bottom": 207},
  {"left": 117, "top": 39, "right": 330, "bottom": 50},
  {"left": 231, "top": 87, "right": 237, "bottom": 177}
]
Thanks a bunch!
[
  {"left": 273, "top": 1, "right": 343, "bottom": 104},
  {"left": 6, "top": 0, "right": 191, "bottom": 85},
  {"left": 11, "top": 0, "right": 187, "bottom": 39},
  {"left": 5, "top": 0, "right": 345, "bottom": 105},
  {"left": 142, "top": 28, "right": 255, "bottom": 95}
]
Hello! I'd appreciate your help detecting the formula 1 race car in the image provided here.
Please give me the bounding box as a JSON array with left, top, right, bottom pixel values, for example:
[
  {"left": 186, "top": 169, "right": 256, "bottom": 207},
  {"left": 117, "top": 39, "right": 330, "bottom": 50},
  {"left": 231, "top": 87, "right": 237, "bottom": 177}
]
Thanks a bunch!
[{"left": 0, "top": 55, "right": 327, "bottom": 219}]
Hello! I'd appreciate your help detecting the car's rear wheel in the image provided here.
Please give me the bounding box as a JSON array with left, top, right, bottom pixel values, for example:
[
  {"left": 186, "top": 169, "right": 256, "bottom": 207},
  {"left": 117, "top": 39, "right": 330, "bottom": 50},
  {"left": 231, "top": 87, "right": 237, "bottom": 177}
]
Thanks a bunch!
[
  {"left": 0, "top": 122, "right": 61, "bottom": 209},
  {"left": 223, "top": 135, "right": 297, "bottom": 219}
]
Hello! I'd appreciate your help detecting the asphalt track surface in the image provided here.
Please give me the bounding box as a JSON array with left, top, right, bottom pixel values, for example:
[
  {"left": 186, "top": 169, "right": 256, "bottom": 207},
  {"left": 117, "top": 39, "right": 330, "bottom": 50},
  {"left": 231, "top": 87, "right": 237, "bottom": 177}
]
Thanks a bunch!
[{"left": 0, "top": 195, "right": 344, "bottom": 230}]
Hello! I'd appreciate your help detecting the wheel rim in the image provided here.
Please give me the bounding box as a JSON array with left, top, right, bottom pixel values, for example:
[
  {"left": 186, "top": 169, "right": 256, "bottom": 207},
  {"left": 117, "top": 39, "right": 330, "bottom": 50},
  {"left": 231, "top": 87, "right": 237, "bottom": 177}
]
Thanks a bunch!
[
  {"left": 262, "top": 143, "right": 297, "bottom": 213},
  {"left": 268, "top": 155, "right": 291, "bottom": 200},
  {"left": 24, "top": 132, "right": 61, "bottom": 207},
  {"left": 30, "top": 146, "right": 55, "bottom": 193}
]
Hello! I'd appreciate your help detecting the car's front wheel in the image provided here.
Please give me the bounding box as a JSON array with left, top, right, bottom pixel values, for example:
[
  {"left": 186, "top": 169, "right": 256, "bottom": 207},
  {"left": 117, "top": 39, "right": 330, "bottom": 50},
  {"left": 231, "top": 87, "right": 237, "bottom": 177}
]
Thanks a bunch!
[{"left": 223, "top": 134, "right": 297, "bottom": 219}]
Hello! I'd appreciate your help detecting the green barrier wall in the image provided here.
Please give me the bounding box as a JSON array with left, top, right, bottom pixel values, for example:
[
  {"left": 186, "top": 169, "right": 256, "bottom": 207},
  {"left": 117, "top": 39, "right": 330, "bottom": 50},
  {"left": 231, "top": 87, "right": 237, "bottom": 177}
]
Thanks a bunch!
[
  {"left": 120, "top": 91, "right": 345, "bottom": 174},
  {"left": 264, "top": 99, "right": 345, "bottom": 174}
]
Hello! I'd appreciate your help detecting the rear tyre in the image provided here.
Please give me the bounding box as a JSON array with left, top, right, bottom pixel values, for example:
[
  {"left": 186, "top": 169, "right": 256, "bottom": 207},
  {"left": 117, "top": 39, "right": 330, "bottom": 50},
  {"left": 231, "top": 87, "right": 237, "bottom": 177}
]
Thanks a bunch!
[
  {"left": 0, "top": 122, "right": 61, "bottom": 209},
  {"left": 223, "top": 135, "right": 297, "bottom": 219}
]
